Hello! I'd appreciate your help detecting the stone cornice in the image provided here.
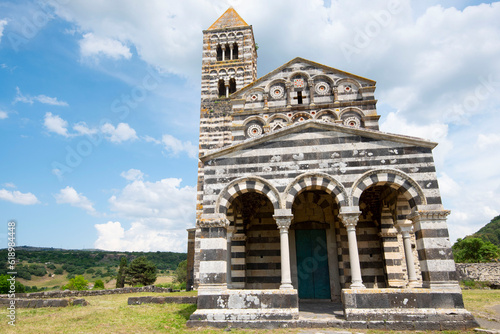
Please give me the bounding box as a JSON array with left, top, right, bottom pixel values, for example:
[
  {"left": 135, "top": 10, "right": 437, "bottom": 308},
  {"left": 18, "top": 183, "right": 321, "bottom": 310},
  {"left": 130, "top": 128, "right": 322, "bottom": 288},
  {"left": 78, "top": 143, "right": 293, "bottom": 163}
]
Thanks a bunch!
[{"left": 408, "top": 210, "right": 451, "bottom": 222}]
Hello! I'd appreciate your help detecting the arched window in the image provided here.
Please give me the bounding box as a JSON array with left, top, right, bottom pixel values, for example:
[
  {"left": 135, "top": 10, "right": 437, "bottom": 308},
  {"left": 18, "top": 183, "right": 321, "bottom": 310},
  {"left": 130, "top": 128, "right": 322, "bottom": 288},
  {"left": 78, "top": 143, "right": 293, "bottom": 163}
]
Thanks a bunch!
[
  {"left": 233, "top": 43, "right": 239, "bottom": 60},
  {"left": 218, "top": 79, "right": 226, "bottom": 97},
  {"left": 225, "top": 44, "right": 231, "bottom": 60},
  {"left": 216, "top": 45, "right": 223, "bottom": 61},
  {"left": 229, "top": 78, "right": 236, "bottom": 95}
]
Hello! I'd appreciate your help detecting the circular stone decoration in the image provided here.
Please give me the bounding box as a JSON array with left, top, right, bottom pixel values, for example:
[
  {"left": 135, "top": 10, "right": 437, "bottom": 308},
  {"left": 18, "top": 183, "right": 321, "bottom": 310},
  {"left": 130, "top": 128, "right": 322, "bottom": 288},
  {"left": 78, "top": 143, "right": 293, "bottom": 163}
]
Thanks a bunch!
[
  {"left": 270, "top": 85, "right": 285, "bottom": 99},
  {"left": 344, "top": 116, "right": 361, "bottom": 128},
  {"left": 250, "top": 94, "right": 258, "bottom": 101},
  {"left": 315, "top": 82, "right": 330, "bottom": 95},
  {"left": 344, "top": 84, "right": 352, "bottom": 92},
  {"left": 247, "top": 124, "right": 263, "bottom": 137}
]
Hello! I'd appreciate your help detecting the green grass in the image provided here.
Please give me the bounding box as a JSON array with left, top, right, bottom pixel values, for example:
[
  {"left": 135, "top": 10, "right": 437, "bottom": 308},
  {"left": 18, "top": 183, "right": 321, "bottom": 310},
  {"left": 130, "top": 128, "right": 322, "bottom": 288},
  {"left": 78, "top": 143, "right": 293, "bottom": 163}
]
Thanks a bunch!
[{"left": 3, "top": 289, "right": 498, "bottom": 333}]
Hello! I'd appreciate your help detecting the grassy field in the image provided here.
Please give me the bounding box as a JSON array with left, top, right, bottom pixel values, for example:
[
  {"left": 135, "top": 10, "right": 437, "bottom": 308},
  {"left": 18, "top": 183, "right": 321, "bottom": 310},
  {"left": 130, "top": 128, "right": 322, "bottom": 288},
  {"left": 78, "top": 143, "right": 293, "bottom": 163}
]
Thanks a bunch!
[{"left": 3, "top": 289, "right": 498, "bottom": 333}]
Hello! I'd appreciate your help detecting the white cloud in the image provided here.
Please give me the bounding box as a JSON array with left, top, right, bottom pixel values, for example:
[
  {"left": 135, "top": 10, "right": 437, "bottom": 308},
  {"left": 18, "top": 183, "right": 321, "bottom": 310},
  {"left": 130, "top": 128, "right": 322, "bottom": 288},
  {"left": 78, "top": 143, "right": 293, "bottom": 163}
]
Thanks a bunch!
[
  {"left": 54, "top": 186, "right": 96, "bottom": 214},
  {"left": 0, "top": 188, "right": 39, "bottom": 205},
  {"left": 94, "top": 221, "right": 187, "bottom": 252},
  {"left": 79, "top": 32, "right": 132, "bottom": 60},
  {"left": 162, "top": 134, "right": 197, "bottom": 158},
  {"left": 96, "top": 173, "right": 196, "bottom": 252},
  {"left": 0, "top": 110, "right": 7, "bottom": 119},
  {"left": 44, "top": 112, "right": 69, "bottom": 137},
  {"left": 476, "top": 133, "right": 500, "bottom": 150},
  {"left": 73, "top": 121, "right": 98, "bottom": 136},
  {"left": 3, "top": 183, "right": 16, "bottom": 188},
  {"left": 120, "top": 168, "right": 144, "bottom": 181},
  {"left": 14, "top": 87, "right": 68, "bottom": 106},
  {"left": 101, "top": 122, "right": 138, "bottom": 143},
  {"left": 0, "top": 19, "right": 7, "bottom": 43}
]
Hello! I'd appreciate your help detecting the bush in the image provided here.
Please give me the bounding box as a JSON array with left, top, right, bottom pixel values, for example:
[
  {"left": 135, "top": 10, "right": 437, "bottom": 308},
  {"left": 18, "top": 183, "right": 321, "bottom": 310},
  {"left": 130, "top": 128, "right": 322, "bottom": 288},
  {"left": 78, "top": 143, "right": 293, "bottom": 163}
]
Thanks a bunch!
[
  {"left": 453, "top": 237, "right": 500, "bottom": 263},
  {"left": 175, "top": 260, "right": 187, "bottom": 284},
  {"left": 28, "top": 264, "right": 47, "bottom": 277},
  {"left": 62, "top": 275, "right": 89, "bottom": 291},
  {"left": 47, "top": 264, "right": 56, "bottom": 270},
  {"left": 54, "top": 268, "right": 63, "bottom": 275},
  {"left": 0, "top": 275, "right": 26, "bottom": 293},
  {"left": 93, "top": 279, "right": 105, "bottom": 290},
  {"left": 86, "top": 268, "right": 95, "bottom": 274},
  {"left": 66, "top": 273, "right": 75, "bottom": 279}
]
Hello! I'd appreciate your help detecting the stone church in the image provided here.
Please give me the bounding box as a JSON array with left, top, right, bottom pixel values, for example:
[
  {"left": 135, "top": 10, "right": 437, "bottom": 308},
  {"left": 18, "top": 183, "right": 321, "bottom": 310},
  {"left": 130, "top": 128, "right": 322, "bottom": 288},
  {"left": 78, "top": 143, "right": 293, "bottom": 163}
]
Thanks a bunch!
[{"left": 186, "top": 8, "right": 477, "bottom": 329}]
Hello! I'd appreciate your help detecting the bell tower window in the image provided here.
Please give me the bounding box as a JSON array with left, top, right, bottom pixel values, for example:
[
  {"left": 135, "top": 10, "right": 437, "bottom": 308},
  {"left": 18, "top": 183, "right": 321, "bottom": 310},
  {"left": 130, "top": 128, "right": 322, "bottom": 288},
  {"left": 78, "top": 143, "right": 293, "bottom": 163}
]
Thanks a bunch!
[
  {"left": 229, "top": 78, "right": 236, "bottom": 94},
  {"left": 225, "top": 44, "right": 231, "bottom": 60},
  {"left": 218, "top": 79, "right": 226, "bottom": 97},
  {"left": 233, "top": 43, "right": 239, "bottom": 60},
  {"left": 216, "top": 45, "right": 223, "bottom": 61}
]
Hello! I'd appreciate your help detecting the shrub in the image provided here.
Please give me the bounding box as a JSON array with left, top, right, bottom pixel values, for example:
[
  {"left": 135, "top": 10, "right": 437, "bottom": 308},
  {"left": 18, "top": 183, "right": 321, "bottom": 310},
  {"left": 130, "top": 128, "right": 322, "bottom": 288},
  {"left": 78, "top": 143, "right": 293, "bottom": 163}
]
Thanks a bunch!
[
  {"left": 86, "top": 268, "right": 95, "bottom": 274},
  {"left": 93, "top": 279, "right": 105, "bottom": 290},
  {"left": 47, "top": 264, "right": 56, "bottom": 270},
  {"left": 54, "top": 268, "right": 63, "bottom": 275},
  {"left": 62, "top": 275, "right": 89, "bottom": 291},
  {"left": 0, "top": 275, "right": 26, "bottom": 293}
]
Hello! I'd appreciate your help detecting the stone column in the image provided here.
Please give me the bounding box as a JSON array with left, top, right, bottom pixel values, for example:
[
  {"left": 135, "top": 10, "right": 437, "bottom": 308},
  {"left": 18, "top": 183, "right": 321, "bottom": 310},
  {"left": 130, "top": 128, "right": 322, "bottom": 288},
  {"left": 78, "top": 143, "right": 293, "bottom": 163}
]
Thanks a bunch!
[
  {"left": 308, "top": 79, "right": 315, "bottom": 106},
  {"left": 197, "top": 214, "right": 229, "bottom": 292},
  {"left": 396, "top": 223, "right": 419, "bottom": 288},
  {"left": 226, "top": 229, "right": 234, "bottom": 289},
  {"left": 263, "top": 93, "right": 269, "bottom": 110},
  {"left": 274, "top": 209, "right": 294, "bottom": 290},
  {"left": 339, "top": 209, "right": 365, "bottom": 289},
  {"left": 222, "top": 47, "right": 226, "bottom": 61},
  {"left": 286, "top": 82, "right": 292, "bottom": 108},
  {"left": 229, "top": 45, "right": 234, "bottom": 60},
  {"left": 408, "top": 206, "right": 459, "bottom": 289},
  {"left": 333, "top": 87, "right": 339, "bottom": 103}
]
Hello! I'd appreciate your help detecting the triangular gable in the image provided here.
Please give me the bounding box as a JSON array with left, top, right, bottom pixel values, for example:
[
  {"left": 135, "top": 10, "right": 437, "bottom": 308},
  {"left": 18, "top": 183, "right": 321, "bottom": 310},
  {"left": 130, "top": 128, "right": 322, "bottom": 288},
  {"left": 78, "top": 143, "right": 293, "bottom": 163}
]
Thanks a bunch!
[
  {"left": 200, "top": 120, "right": 436, "bottom": 161},
  {"left": 208, "top": 7, "right": 249, "bottom": 30},
  {"left": 230, "top": 57, "right": 376, "bottom": 98}
]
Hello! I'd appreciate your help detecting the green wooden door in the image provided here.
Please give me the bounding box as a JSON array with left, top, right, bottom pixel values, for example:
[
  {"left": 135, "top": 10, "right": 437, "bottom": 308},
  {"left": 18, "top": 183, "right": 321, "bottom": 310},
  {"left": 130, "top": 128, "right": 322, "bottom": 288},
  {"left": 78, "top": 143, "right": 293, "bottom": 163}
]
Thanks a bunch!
[{"left": 295, "top": 229, "right": 331, "bottom": 299}]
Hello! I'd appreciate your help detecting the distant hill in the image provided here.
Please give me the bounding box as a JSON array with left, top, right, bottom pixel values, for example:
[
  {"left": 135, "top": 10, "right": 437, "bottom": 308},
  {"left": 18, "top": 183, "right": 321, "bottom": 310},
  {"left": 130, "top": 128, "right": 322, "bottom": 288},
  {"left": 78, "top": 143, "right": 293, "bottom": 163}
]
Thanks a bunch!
[
  {"left": 473, "top": 215, "right": 500, "bottom": 246},
  {"left": 0, "top": 247, "right": 187, "bottom": 282}
]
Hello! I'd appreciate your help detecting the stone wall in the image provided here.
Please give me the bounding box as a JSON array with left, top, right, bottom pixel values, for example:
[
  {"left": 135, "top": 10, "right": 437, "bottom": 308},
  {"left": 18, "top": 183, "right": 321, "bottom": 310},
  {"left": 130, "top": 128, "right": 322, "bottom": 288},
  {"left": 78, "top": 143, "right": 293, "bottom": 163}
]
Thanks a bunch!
[
  {"left": 0, "top": 298, "right": 88, "bottom": 308},
  {"left": 456, "top": 263, "right": 500, "bottom": 285},
  {"left": 0, "top": 285, "right": 173, "bottom": 299}
]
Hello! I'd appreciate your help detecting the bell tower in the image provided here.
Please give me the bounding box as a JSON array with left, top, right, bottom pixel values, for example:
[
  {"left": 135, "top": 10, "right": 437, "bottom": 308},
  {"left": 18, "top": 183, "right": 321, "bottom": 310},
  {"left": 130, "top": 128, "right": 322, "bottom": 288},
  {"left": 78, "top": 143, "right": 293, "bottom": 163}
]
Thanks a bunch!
[
  {"left": 201, "top": 7, "right": 257, "bottom": 102},
  {"left": 193, "top": 8, "right": 257, "bottom": 289}
]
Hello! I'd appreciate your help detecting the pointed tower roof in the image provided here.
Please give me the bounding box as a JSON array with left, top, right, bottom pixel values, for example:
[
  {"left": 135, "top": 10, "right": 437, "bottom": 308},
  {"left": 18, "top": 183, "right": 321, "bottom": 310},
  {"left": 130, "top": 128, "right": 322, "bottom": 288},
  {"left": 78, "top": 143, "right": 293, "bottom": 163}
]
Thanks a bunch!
[{"left": 208, "top": 7, "right": 249, "bottom": 30}]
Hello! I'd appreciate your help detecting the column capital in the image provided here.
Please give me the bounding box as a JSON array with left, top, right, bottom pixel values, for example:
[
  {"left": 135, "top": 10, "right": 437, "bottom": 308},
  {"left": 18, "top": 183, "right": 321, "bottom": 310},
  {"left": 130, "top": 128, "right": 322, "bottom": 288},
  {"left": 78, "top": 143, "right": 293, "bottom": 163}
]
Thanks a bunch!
[
  {"left": 339, "top": 208, "right": 362, "bottom": 229},
  {"left": 197, "top": 213, "right": 229, "bottom": 228},
  {"left": 273, "top": 209, "right": 293, "bottom": 230},
  {"left": 395, "top": 222, "right": 413, "bottom": 237}
]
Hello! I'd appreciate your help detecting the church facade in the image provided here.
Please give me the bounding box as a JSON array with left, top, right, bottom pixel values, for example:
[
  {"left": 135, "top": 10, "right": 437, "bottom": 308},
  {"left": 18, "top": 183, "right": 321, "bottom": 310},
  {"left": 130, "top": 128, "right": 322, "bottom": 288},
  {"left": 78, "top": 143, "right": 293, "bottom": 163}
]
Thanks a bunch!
[{"left": 187, "top": 8, "right": 477, "bottom": 329}]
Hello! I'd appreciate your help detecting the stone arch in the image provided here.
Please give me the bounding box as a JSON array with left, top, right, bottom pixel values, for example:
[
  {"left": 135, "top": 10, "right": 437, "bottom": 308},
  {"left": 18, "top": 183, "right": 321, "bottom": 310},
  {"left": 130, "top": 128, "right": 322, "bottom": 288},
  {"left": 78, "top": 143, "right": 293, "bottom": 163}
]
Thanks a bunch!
[
  {"left": 266, "top": 113, "right": 291, "bottom": 125},
  {"left": 242, "top": 115, "right": 266, "bottom": 126},
  {"left": 288, "top": 71, "right": 311, "bottom": 82},
  {"left": 350, "top": 169, "right": 426, "bottom": 209},
  {"left": 291, "top": 112, "right": 312, "bottom": 123},
  {"left": 339, "top": 107, "right": 364, "bottom": 119},
  {"left": 216, "top": 176, "right": 281, "bottom": 215},
  {"left": 265, "top": 78, "right": 287, "bottom": 93},
  {"left": 311, "top": 74, "right": 335, "bottom": 86},
  {"left": 335, "top": 78, "right": 361, "bottom": 89},
  {"left": 315, "top": 109, "right": 339, "bottom": 121},
  {"left": 284, "top": 172, "right": 348, "bottom": 210}
]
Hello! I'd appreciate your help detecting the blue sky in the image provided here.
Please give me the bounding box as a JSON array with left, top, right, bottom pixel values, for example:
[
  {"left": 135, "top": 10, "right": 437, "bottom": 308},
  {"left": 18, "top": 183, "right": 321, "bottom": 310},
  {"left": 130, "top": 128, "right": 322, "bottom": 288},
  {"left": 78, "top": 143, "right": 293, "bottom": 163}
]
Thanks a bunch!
[{"left": 0, "top": 0, "right": 499, "bottom": 252}]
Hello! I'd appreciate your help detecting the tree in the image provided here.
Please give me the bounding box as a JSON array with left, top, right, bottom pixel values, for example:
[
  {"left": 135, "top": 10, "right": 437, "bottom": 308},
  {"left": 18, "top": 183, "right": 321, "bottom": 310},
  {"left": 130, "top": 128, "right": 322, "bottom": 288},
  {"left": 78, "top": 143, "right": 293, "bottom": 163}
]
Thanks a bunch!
[
  {"left": 175, "top": 260, "right": 187, "bottom": 284},
  {"left": 116, "top": 257, "right": 128, "bottom": 288},
  {"left": 126, "top": 256, "right": 157, "bottom": 286},
  {"left": 452, "top": 237, "right": 500, "bottom": 263},
  {"left": 62, "top": 275, "right": 89, "bottom": 290},
  {"left": 93, "top": 279, "right": 105, "bottom": 290},
  {"left": 54, "top": 268, "right": 63, "bottom": 275},
  {"left": 0, "top": 275, "right": 25, "bottom": 293}
]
